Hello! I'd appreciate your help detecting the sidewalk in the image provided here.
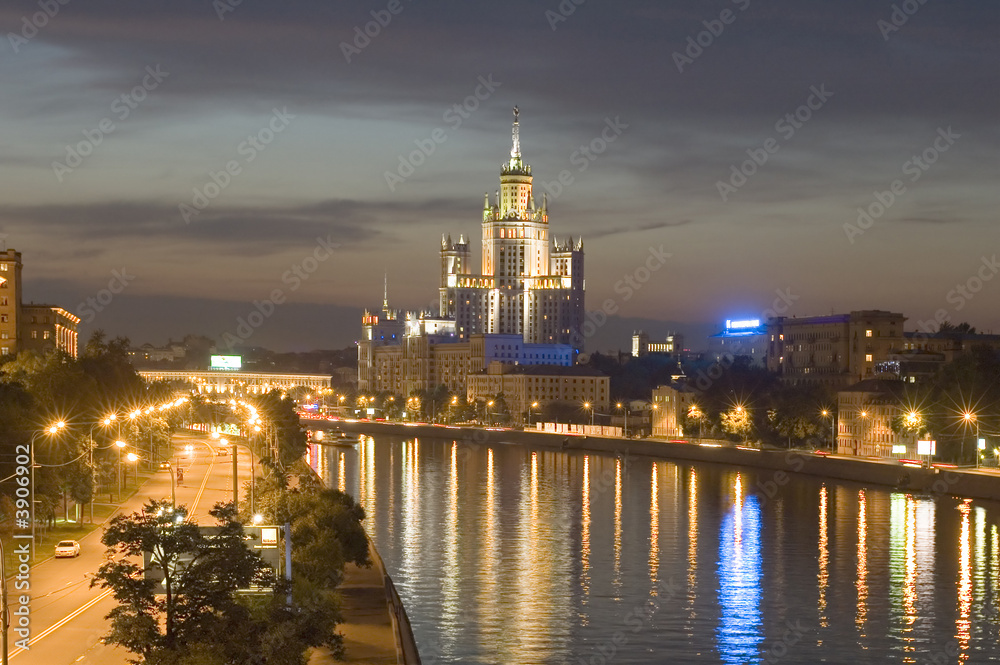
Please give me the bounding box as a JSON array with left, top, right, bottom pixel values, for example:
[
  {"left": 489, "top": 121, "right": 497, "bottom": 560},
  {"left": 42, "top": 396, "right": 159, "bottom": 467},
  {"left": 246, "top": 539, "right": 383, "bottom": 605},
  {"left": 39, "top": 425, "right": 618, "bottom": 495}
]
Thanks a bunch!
[{"left": 308, "top": 541, "right": 398, "bottom": 665}]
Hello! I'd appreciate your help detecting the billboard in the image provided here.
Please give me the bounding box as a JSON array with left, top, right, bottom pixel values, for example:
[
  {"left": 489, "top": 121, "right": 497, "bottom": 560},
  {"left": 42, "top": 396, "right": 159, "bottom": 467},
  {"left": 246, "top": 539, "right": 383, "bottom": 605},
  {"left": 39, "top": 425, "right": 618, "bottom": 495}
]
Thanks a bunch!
[
  {"left": 917, "top": 440, "right": 936, "bottom": 456},
  {"left": 210, "top": 355, "right": 242, "bottom": 370}
]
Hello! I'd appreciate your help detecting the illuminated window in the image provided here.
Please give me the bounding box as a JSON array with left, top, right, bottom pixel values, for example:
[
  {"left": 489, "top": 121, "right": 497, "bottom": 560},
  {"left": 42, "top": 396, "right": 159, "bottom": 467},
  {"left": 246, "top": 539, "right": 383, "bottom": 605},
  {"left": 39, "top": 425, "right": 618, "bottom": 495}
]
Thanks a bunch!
[
  {"left": 865, "top": 330, "right": 872, "bottom": 337},
  {"left": 865, "top": 354, "right": 873, "bottom": 362}
]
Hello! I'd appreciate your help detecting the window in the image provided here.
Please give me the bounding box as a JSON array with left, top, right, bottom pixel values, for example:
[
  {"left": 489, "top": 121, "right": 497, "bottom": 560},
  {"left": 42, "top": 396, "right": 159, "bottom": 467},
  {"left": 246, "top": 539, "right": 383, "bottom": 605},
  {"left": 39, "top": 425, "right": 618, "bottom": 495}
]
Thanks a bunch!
[
  {"left": 31, "top": 330, "right": 37, "bottom": 339},
  {"left": 0, "top": 264, "right": 6, "bottom": 271},
  {"left": 43, "top": 331, "right": 51, "bottom": 340},
  {"left": 865, "top": 354, "right": 873, "bottom": 362},
  {"left": 865, "top": 330, "right": 872, "bottom": 337}
]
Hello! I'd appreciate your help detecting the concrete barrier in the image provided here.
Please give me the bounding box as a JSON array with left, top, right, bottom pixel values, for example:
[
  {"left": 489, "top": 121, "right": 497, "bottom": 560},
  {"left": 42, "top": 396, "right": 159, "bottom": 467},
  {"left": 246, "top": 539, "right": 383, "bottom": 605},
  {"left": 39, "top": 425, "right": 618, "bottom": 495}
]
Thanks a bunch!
[{"left": 313, "top": 420, "right": 1000, "bottom": 502}]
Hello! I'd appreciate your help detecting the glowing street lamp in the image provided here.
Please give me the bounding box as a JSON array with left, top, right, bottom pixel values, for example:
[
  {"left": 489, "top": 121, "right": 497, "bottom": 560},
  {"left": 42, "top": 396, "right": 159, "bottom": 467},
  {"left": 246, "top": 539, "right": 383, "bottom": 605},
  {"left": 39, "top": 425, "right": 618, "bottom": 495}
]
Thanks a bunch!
[
  {"left": 962, "top": 412, "right": 980, "bottom": 467},
  {"left": 583, "top": 402, "right": 594, "bottom": 427},
  {"left": 31, "top": 421, "right": 67, "bottom": 547},
  {"left": 115, "top": 440, "right": 127, "bottom": 500}
]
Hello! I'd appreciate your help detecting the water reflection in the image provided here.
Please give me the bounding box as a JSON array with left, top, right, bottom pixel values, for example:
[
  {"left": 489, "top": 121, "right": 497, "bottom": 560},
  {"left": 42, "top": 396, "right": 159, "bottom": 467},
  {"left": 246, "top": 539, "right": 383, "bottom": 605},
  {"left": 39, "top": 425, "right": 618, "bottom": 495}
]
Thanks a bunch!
[
  {"left": 716, "top": 473, "right": 763, "bottom": 665},
  {"left": 857, "top": 489, "right": 868, "bottom": 636},
  {"left": 818, "top": 485, "right": 829, "bottom": 629},
  {"left": 650, "top": 463, "right": 659, "bottom": 594},
  {"left": 311, "top": 435, "right": 1000, "bottom": 664}
]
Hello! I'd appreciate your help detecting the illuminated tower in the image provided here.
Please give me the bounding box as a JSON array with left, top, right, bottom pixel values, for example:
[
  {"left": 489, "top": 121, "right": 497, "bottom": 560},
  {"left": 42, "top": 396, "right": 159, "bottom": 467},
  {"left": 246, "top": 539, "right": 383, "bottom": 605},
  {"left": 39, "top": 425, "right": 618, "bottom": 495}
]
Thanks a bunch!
[{"left": 440, "top": 107, "right": 585, "bottom": 353}]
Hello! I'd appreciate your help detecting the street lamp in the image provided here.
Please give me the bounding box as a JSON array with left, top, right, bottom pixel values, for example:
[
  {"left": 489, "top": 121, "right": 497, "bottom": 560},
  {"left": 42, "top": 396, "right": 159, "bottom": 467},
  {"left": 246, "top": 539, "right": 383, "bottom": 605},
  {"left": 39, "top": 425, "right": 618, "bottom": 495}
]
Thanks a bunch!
[
  {"left": 127, "top": 451, "right": 139, "bottom": 484},
  {"left": 962, "top": 412, "right": 979, "bottom": 467},
  {"left": 617, "top": 403, "right": 628, "bottom": 439},
  {"left": 821, "top": 410, "right": 835, "bottom": 452},
  {"left": 30, "top": 421, "right": 66, "bottom": 549},
  {"left": 87, "top": 414, "right": 117, "bottom": 523},
  {"left": 583, "top": 402, "right": 594, "bottom": 427},
  {"left": 115, "top": 440, "right": 127, "bottom": 500},
  {"left": 527, "top": 401, "right": 539, "bottom": 428}
]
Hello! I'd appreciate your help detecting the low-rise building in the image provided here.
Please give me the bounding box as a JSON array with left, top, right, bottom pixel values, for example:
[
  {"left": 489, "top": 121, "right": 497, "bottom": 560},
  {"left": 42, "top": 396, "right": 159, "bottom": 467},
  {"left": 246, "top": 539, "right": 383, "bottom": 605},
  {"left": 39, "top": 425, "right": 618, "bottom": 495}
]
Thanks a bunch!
[
  {"left": 466, "top": 362, "right": 608, "bottom": 421},
  {"left": 138, "top": 369, "right": 330, "bottom": 396},
  {"left": 632, "top": 331, "right": 684, "bottom": 357},
  {"left": 836, "top": 379, "right": 919, "bottom": 458},
  {"left": 651, "top": 383, "right": 696, "bottom": 438}
]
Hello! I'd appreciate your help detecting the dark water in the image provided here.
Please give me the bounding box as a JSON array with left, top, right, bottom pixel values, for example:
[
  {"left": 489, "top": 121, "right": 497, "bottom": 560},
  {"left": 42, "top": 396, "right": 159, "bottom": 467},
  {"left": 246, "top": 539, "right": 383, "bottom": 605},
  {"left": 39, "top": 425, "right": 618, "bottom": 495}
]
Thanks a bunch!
[{"left": 310, "top": 434, "right": 1000, "bottom": 664}]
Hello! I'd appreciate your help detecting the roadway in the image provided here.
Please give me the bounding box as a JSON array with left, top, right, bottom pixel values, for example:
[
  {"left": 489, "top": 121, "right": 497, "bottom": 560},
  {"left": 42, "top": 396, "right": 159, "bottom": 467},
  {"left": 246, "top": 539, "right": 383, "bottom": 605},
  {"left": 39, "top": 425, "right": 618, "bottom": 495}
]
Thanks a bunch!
[{"left": 9, "top": 430, "right": 256, "bottom": 665}]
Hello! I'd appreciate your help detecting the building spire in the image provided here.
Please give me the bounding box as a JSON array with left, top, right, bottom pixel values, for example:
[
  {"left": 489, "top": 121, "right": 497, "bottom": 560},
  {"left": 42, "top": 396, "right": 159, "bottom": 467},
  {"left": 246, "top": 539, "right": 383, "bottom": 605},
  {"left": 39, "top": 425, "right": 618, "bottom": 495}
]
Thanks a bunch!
[
  {"left": 511, "top": 105, "right": 520, "bottom": 159},
  {"left": 382, "top": 273, "right": 389, "bottom": 315}
]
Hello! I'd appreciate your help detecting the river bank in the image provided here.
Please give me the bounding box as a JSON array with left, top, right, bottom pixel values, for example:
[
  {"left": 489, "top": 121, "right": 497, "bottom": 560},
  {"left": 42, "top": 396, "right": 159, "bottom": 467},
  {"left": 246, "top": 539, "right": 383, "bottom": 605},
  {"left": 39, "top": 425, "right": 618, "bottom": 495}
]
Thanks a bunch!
[{"left": 316, "top": 419, "right": 1000, "bottom": 503}]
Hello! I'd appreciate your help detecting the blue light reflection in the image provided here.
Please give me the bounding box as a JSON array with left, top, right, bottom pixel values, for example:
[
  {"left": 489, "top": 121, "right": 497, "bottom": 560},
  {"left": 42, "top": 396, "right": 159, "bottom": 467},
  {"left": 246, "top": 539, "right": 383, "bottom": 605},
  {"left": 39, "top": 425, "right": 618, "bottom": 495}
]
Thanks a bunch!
[{"left": 716, "top": 490, "right": 763, "bottom": 664}]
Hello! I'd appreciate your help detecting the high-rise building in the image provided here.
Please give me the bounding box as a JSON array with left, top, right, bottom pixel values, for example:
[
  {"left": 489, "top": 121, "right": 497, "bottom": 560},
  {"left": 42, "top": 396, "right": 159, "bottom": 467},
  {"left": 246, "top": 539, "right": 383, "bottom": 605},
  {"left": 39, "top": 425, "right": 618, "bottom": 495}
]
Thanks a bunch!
[
  {"left": 358, "top": 109, "right": 585, "bottom": 395},
  {"left": 438, "top": 107, "right": 585, "bottom": 352}
]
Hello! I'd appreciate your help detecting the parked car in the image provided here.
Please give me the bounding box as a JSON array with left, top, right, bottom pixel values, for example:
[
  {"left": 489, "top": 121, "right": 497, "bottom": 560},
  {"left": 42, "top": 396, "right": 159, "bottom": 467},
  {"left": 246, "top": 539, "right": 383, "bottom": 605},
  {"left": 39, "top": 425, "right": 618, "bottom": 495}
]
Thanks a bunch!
[
  {"left": 55, "top": 540, "right": 81, "bottom": 558},
  {"left": 216, "top": 447, "right": 229, "bottom": 456}
]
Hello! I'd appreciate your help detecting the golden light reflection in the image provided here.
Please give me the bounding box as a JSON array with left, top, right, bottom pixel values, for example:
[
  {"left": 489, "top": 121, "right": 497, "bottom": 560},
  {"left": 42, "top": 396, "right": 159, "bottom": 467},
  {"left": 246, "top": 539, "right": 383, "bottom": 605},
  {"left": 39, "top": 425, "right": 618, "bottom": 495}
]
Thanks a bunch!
[
  {"left": 358, "top": 437, "right": 367, "bottom": 516},
  {"left": 903, "top": 496, "right": 917, "bottom": 635},
  {"left": 686, "top": 467, "right": 698, "bottom": 629},
  {"left": 650, "top": 463, "right": 659, "bottom": 594},
  {"left": 337, "top": 451, "right": 345, "bottom": 494},
  {"left": 442, "top": 442, "right": 459, "bottom": 627},
  {"left": 614, "top": 457, "right": 623, "bottom": 592},
  {"left": 581, "top": 455, "right": 591, "bottom": 610},
  {"left": 856, "top": 489, "right": 868, "bottom": 635},
  {"left": 481, "top": 447, "right": 498, "bottom": 628},
  {"left": 992, "top": 525, "right": 998, "bottom": 602},
  {"left": 957, "top": 499, "right": 972, "bottom": 661},
  {"left": 818, "top": 485, "right": 829, "bottom": 628}
]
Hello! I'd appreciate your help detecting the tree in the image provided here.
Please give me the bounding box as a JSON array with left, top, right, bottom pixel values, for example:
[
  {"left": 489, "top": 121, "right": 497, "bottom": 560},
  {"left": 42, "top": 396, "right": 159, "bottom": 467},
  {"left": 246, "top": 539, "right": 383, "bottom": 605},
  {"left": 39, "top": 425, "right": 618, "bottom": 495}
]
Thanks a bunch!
[{"left": 93, "top": 500, "right": 273, "bottom": 662}]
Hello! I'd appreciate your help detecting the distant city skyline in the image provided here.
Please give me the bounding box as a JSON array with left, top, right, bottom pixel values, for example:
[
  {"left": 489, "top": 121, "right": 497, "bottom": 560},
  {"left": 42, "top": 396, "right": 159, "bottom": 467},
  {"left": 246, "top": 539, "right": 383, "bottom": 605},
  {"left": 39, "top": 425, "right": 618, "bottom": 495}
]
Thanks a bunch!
[{"left": 2, "top": 1, "right": 997, "bottom": 351}]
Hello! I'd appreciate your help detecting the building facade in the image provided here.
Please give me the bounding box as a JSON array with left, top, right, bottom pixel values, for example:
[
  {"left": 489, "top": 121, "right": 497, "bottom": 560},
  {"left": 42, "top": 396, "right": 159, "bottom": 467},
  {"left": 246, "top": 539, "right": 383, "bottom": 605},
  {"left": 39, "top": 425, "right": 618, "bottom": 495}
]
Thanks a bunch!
[
  {"left": 766, "top": 310, "right": 905, "bottom": 387},
  {"left": 0, "top": 248, "right": 79, "bottom": 358},
  {"left": 632, "top": 331, "right": 684, "bottom": 357},
  {"left": 466, "top": 361, "right": 609, "bottom": 421},
  {"left": 138, "top": 369, "right": 331, "bottom": 396},
  {"left": 836, "top": 379, "right": 918, "bottom": 458},
  {"left": 707, "top": 318, "right": 768, "bottom": 364},
  {"left": 437, "top": 108, "right": 585, "bottom": 351},
  {"left": 359, "top": 109, "right": 583, "bottom": 393},
  {"left": 651, "top": 383, "right": 696, "bottom": 438}
]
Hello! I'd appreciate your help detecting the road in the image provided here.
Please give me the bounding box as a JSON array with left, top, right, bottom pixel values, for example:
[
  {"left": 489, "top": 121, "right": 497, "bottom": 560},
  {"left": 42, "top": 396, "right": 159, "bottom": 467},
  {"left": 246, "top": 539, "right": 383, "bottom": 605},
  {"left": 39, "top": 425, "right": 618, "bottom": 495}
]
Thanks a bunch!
[{"left": 9, "top": 430, "right": 257, "bottom": 665}]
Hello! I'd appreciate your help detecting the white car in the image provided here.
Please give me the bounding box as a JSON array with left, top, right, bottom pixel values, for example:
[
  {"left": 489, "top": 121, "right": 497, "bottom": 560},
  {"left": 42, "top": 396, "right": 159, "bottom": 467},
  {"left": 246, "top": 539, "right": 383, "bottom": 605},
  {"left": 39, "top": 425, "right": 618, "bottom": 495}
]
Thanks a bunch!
[{"left": 55, "top": 540, "right": 81, "bottom": 558}]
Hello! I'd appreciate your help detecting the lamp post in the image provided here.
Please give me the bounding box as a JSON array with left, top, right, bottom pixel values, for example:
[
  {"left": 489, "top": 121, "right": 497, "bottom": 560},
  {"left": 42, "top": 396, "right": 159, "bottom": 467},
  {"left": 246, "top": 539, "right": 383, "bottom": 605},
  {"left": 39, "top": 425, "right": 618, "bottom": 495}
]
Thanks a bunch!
[
  {"left": 31, "top": 421, "right": 66, "bottom": 549},
  {"left": 115, "top": 440, "right": 127, "bottom": 500},
  {"left": 821, "top": 410, "right": 835, "bottom": 452},
  {"left": 527, "top": 401, "right": 539, "bottom": 428},
  {"left": 127, "top": 451, "right": 138, "bottom": 484},
  {"left": 617, "top": 403, "right": 628, "bottom": 439},
  {"left": 87, "top": 414, "right": 116, "bottom": 523},
  {"left": 962, "top": 412, "right": 979, "bottom": 468},
  {"left": 584, "top": 402, "right": 593, "bottom": 427}
]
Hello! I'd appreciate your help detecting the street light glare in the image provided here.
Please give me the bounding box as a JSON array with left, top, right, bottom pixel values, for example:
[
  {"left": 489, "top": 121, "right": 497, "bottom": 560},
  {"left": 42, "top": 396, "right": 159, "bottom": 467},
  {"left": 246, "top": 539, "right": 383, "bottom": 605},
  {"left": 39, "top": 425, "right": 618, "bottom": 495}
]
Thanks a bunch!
[
  {"left": 126, "top": 452, "right": 139, "bottom": 462},
  {"left": 115, "top": 440, "right": 127, "bottom": 448}
]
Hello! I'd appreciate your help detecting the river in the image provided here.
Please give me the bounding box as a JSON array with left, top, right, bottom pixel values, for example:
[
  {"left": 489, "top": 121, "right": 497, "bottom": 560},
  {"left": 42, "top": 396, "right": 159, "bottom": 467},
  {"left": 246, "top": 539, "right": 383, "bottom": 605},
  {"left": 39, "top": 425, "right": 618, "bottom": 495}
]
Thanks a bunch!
[{"left": 310, "top": 432, "right": 1000, "bottom": 664}]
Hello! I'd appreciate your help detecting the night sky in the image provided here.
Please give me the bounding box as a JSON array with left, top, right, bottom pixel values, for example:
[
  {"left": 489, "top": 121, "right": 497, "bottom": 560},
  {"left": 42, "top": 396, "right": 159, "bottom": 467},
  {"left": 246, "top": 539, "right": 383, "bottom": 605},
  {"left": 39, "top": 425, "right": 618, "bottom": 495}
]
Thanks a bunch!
[{"left": 1, "top": 0, "right": 997, "bottom": 353}]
